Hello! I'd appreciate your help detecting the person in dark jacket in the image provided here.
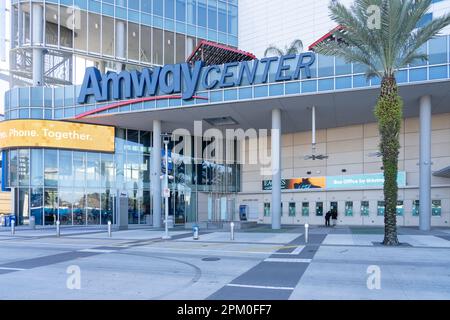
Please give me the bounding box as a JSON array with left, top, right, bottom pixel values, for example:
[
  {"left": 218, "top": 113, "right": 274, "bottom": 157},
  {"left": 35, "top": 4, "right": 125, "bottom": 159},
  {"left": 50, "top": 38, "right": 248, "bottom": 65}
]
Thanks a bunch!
[
  {"left": 325, "top": 210, "right": 332, "bottom": 227},
  {"left": 331, "top": 209, "right": 338, "bottom": 227}
]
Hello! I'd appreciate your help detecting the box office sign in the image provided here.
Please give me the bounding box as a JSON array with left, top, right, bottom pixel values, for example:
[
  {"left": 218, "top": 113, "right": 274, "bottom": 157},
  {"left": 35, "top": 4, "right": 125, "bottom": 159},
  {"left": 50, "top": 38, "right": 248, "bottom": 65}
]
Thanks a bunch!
[
  {"left": 0, "top": 120, "right": 115, "bottom": 153},
  {"left": 263, "top": 172, "right": 406, "bottom": 191}
]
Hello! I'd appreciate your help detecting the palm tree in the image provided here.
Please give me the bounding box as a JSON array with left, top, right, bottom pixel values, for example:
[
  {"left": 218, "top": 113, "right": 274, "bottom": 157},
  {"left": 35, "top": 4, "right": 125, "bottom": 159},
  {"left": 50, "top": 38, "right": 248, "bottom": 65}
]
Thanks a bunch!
[
  {"left": 314, "top": 0, "right": 450, "bottom": 245},
  {"left": 264, "top": 39, "right": 304, "bottom": 57}
]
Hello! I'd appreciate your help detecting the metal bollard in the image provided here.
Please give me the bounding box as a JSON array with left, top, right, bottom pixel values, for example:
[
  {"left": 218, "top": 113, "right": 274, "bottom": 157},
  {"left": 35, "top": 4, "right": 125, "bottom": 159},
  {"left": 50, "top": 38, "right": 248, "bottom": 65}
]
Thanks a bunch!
[
  {"left": 193, "top": 225, "right": 199, "bottom": 240},
  {"left": 56, "top": 221, "right": 60, "bottom": 237},
  {"left": 304, "top": 224, "right": 309, "bottom": 244},
  {"left": 230, "top": 222, "right": 235, "bottom": 241},
  {"left": 11, "top": 220, "right": 15, "bottom": 236},
  {"left": 108, "top": 221, "right": 112, "bottom": 238}
]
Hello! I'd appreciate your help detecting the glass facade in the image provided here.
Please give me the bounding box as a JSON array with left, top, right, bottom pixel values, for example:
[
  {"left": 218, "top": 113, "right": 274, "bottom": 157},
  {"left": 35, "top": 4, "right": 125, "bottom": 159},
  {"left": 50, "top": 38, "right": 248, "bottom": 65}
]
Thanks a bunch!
[
  {"left": 10, "top": 0, "right": 238, "bottom": 69},
  {"left": 5, "top": 129, "right": 241, "bottom": 226},
  {"left": 5, "top": 35, "right": 450, "bottom": 122}
]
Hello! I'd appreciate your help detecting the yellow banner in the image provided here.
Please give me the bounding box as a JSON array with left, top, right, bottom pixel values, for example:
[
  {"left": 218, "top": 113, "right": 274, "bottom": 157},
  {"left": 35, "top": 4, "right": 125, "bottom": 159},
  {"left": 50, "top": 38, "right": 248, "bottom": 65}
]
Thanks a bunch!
[{"left": 0, "top": 120, "right": 115, "bottom": 153}]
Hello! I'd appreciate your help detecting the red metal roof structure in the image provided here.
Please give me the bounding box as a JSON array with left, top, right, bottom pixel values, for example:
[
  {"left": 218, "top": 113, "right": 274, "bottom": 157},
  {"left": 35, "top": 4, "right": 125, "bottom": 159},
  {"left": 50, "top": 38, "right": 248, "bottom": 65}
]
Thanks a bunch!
[
  {"left": 308, "top": 25, "right": 346, "bottom": 51},
  {"left": 187, "top": 40, "right": 256, "bottom": 66}
]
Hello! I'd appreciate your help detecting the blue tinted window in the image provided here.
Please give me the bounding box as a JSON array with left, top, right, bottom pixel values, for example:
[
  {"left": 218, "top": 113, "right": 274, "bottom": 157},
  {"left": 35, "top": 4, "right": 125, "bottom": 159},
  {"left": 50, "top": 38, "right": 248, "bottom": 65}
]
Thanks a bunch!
[
  {"left": 285, "top": 82, "right": 300, "bottom": 94},
  {"left": 335, "top": 57, "right": 352, "bottom": 75},
  {"left": 371, "top": 77, "right": 381, "bottom": 86},
  {"left": 210, "top": 91, "right": 223, "bottom": 102},
  {"left": 228, "top": 4, "right": 237, "bottom": 35},
  {"left": 302, "top": 80, "right": 316, "bottom": 93},
  {"left": 208, "top": 0, "right": 217, "bottom": 30},
  {"left": 31, "top": 88, "right": 43, "bottom": 107},
  {"left": 154, "top": 0, "right": 163, "bottom": 16},
  {"left": 198, "top": 0, "right": 207, "bottom": 27},
  {"left": 269, "top": 84, "right": 284, "bottom": 96},
  {"left": 395, "top": 70, "right": 407, "bottom": 83},
  {"left": 239, "top": 87, "right": 252, "bottom": 99},
  {"left": 410, "top": 43, "right": 427, "bottom": 67},
  {"left": 187, "top": 0, "right": 197, "bottom": 24},
  {"left": 165, "top": 0, "right": 175, "bottom": 19},
  {"left": 417, "top": 13, "right": 432, "bottom": 28},
  {"left": 429, "top": 36, "right": 447, "bottom": 65},
  {"left": 141, "top": 0, "right": 151, "bottom": 13},
  {"left": 336, "top": 76, "right": 352, "bottom": 89},
  {"left": 218, "top": 1, "right": 227, "bottom": 32},
  {"left": 224, "top": 89, "right": 237, "bottom": 100},
  {"left": 429, "top": 65, "right": 447, "bottom": 79},
  {"left": 176, "top": 0, "right": 186, "bottom": 21},
  {"left": 318, "top": 55, "right": 334, "bottom": 77},
  {"left": 254, "top": 85, "right": 268, "bottom": 98},
  {"left": 409, "top": 68, "right": 427, "bottom": 81},
  {"left": 318, "top": 79, "right": 333, "bottom": 91},
  {"left": 353, "top": 75, "right": 369, "bottom": 87}
]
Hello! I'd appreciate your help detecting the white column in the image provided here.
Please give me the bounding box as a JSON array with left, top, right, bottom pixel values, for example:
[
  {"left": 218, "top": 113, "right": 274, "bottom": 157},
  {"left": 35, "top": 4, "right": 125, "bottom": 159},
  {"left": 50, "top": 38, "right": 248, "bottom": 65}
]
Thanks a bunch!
[
  {"left": 152, "top": 120, "right": 162, "bottom": 228},
  {"left": 271, "top": 109, "right": 282, "bottom": 230},
  {"left": 32, "top": 3, "right": 44, "bottom": 86},
  {"left": 419, "top": 95, "right": 432, "bottom": 231}
]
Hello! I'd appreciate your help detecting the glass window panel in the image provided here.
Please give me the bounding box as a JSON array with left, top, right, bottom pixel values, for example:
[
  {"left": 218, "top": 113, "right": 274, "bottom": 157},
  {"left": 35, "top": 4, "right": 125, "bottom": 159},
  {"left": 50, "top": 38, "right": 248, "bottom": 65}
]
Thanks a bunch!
[
  {"left": 88, "top": 12, "right": 101, "bottom": 53},
  {"left": 59, "top": 188, "right": 73, "bottom": 226},
  {"left": 44, "top": 149, "right": 58, "bottom": 187},
  {"left": 208, "top": 0, "right": 217, "bottom": 30},
  {"left": 140, "top": 25, "right": 152, "bottom": 63},
  {"left": 153, "top": 28, "right": 164, "bottom": 65},
  {"left": 128, "top": 21, "right": 140, "bottom": 61},
  {"left": 18, "top": 149, "right": 30, "bottom": 186},
  {"left": 318, "top": 54, "right": 334, "bottom": 77},
  {"left": 31, "top": 149, "right": 44, "bottom": 186},
  {"left": 198, "top": 0, "right": 207, "bottom": 27},
  {"left": 409, "top": 68, "right": 427, "bottom": 82},
  {"left": 87, "top": 153, "right": 101, "bottom": 188},
  {"left": 86, "top": 190, "right": 101, "bottom": 225},
  {"left": 187, "top": 0, "right": 197, "bottom": 25},
  {"left": 30, "top": 187, "right": 43, "bottom": 226},
  {"left": 175, "top": 33, "right": 186, "bottom": 63},
  {"left": 429, "top": 36, "right": 447, "bottom": 65},
  {"left": 73, "top": 191, "right": 86, "bottom": 225},
  {"left": 102, "top": 15, "right": 114, "bottom": 56},
  {"left": 18, "top": 188, "right": 30, "bottom": 225},
  {"left": 44, "top": 4, "right": 59, "bottom": 46},
  {"left": 164, "top": 30, "right": 175, "bottom": 64},
  {"left": 44, "top": 188, "right": 58, "bottom": 225},
  {"left": 73, "top": 152, "right": 86, "bottom": 188}
]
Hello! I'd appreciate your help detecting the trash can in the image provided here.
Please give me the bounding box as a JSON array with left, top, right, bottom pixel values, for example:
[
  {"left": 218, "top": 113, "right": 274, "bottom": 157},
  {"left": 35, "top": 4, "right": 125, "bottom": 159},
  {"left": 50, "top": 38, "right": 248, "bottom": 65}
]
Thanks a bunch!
[{"left": 29, "top": 216, "right": 36, "bottom": 230}]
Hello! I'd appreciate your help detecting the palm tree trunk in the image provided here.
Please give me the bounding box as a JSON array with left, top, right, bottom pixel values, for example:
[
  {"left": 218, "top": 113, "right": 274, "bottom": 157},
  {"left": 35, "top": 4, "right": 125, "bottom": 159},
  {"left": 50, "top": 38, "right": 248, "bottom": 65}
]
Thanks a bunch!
[{"left": 375, "top": 76, "right": 402, "bottom": 246}]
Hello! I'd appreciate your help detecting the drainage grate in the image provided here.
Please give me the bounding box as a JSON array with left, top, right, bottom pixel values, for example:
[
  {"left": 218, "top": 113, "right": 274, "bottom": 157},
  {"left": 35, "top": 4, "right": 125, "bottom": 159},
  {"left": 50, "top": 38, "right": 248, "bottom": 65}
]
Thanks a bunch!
[{"left": 202, "top": 257, "right": 221, "bottom": 262}]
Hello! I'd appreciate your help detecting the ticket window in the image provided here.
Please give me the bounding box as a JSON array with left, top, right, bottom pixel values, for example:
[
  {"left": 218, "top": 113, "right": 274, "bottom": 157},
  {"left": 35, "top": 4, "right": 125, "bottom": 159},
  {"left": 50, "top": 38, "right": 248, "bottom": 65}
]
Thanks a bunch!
[
  {"left": 377, "top": 201, "right": 385, "bottom": 216},
  {"left": 345, "top": 201, "right": 353, "bottom": 216},
  {"left": 432, "top": 200, "right": 442, "bottom": 216},
  {"left": 288, "top": 203, "right": 296, "bottom": 217},
  {"left": 330, "top": 202, "right": 338, "bottom": 214},
  {"left": 264, "top": 203, "right": 270, "bottom": 217},
  {"left": 396, "top": 201, "right": 404, "bottom": 216},
  {"left": 361, "top": 201, "right": 370, "bottom": 216},
  {"left": 412, "top": 200, "right": 420, "bottom": 216},
  {"left": 302, "top": 202, "right": 309, "bottom": 217},
  {"left": 316, "top": 202, "right": 324, "bottom": 216}
]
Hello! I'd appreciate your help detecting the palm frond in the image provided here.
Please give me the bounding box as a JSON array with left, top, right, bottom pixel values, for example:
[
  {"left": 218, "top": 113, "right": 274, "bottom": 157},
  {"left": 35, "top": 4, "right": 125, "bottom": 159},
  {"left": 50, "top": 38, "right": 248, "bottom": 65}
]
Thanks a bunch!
[{"left": 264, "top": 46, "right": 284, "bottom": 57}]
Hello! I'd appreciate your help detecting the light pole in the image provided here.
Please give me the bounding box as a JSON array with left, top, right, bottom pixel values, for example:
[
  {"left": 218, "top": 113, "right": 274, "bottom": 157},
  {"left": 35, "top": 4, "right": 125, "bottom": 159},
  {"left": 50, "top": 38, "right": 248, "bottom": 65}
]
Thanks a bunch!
[{"left": 162, "top": 133, "right": 172, "bottom": 240}]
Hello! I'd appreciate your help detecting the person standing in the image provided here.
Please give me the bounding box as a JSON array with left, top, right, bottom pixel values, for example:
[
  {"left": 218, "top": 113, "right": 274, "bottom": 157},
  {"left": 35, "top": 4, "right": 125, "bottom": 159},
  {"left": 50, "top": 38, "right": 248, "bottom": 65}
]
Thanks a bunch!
[
  {"left": 325, "top": 210, "right": 332, "bottom": 227},
  {"left": 332, "top": 209, "right": 338, "bottom": 227}
]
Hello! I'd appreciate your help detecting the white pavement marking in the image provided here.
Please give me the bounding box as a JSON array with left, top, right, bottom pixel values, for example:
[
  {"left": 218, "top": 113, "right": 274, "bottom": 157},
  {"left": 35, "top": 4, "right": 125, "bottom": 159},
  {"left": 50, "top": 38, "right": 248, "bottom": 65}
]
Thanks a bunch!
[
  {"left": 78, "top": 249, "right": 117, "bottom": 253},
  {"left": 271, "top": 245, "right": 305, "bottom": 255},
  {"left": 0, "top": 267, "right": 26, "bottom": 271},
  {"left": 264, "top": 258, "right": 312, "bottom": 263},
  {"left": 226, "top": 283, "right": 295, "bottom": 291}
]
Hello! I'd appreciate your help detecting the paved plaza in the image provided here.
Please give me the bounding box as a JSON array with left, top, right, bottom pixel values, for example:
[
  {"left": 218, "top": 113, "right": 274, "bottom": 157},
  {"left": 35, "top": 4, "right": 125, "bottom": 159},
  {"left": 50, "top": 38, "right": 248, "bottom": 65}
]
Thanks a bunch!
[{"left": 0, "top": 225, "right": 449, "bottom": 300}]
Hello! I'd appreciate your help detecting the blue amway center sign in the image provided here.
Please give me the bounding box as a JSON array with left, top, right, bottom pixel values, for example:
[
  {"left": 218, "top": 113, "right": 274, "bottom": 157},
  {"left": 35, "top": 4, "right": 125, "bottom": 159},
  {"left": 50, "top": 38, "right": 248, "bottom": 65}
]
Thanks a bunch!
[{"left": 77, "top": 53, "right": 316, "bottom": 104}]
